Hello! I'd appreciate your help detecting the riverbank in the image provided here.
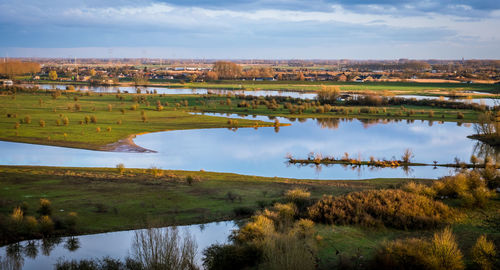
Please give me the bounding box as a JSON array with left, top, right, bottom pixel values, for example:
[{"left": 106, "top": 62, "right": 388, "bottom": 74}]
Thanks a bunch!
[{"left": 0, "top": 165, "right": 427, "bottom": 245}]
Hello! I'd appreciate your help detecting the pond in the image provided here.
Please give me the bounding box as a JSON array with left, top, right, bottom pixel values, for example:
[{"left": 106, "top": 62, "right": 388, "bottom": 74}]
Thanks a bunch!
[
  {"left": 20, "top": 83, "right": 317, "bottom": 99},
  {"left": 0, "top": 116, "right": 488, "bottom": 180},
  {"left": 0, "top": 220, "right": 237, "bottom": 270}
]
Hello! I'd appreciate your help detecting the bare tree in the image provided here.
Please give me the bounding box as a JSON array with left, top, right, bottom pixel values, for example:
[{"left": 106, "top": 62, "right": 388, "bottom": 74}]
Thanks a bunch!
[{"left": 132, "top": 226, "right": 198, "bottom": 270}]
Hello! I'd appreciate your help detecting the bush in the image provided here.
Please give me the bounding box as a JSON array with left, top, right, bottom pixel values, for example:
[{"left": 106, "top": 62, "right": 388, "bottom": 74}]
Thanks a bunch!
[
  {"left": 39, "top": 215, "right": 54, "bottom": 235},
  {"left": 260, "top": 233, "right": 316, "bottom": 270},
  {"left": 39, "top": 119, "right": 45, "bottom": 127},
  {"left": 90, "top": 115, "right": 97, "bottom": 123},
  {"left": 284, "top": 188, "right": 311, "bottom": 213},
  {"left": 402, "top": 182, "right": 437, "bottom": 198},
  {"left": 308, "top": 189, "right": 454, "bottom": 229},
  {"left": 37, "top": 198, "right": 52, "bottom": 216},
  {"left": 24, "top": 115, "right": 31, "bottom": 124},
  {"left": 433, "top": 171, "right": 494, "bottom": 208},
  {"left": 471, "top": 235, "right": 497, "bottom": 270},
  {"left": 203, "top": 244, "right": 261, "bottom": 270},
  {"left": 116, "top": 163, "right": 125, "bottom": 174},
  {"left": 374, "top": 227, "right": 464, "bottom": 270}
]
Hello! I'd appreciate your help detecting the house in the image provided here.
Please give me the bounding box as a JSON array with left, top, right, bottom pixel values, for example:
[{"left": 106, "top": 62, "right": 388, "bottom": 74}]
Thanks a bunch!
[{"left": 336, "top": 73, "right": 348, "bottom": 82}]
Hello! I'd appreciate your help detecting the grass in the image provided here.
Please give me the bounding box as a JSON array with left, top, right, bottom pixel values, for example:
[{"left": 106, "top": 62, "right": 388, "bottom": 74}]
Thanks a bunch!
[
  {"left": 0, "top": 92, "right": 276, "bottom": 150},
  {"left": 0, "top": 165, "right": 421, "bottom": 237}
]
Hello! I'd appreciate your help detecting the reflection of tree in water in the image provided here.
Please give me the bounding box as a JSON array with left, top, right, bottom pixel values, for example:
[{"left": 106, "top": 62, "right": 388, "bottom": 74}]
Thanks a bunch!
[
  {"left": 64, "top": 236, "right": 80, "bottom": 252},
  {"left": 4, "top": 243, "right": 23, "bottom": 270},
  {"left": 401, "top": 165, "right": 414, "bottom": 176},
  {"left": 132, "top": 226, "right": 198, "bottom": 270},
  {"left": 41, "top": 237, "right": 61, "bottom": 256},
  {"left": 24, "top": 240, "right": 38, "bottom": 259},
  {"left": 316, "top": 118, "right": 340, "bottom": 130},
  {"left": 473, "top": 141, "right": 499, "bottom": 162},
  {"left": 0, "top": 254, "right": 23, "bottom": 270}
]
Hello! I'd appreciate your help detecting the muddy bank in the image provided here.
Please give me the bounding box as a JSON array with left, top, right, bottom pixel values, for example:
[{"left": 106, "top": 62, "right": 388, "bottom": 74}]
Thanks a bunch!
[{"left": 101, "top": 135, "right": 156, "bottom": 153}]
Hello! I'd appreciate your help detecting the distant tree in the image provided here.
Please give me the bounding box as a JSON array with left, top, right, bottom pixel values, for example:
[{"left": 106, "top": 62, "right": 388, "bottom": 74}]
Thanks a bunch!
[
  {"left": 296, "top": 72, "right": 305, "bottom": 81},
  {"left": 213, "top": 61, "right": 242, "bottom": 79},
  {"left": 317, "top": 85, "right": 340, "bottom": 104},
  {"left": 48, "top": 70, "right": 58, "bottom": 81}
]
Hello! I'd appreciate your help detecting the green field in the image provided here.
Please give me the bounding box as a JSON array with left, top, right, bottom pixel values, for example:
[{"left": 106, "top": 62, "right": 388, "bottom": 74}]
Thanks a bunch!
[{"left": 0, "top": 166, "right": 417, "bottom": 235}]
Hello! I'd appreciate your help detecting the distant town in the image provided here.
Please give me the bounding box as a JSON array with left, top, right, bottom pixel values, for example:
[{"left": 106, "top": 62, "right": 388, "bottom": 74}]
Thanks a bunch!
[{"left": 1, "top": 58, "right": 500, "bottom": 86}]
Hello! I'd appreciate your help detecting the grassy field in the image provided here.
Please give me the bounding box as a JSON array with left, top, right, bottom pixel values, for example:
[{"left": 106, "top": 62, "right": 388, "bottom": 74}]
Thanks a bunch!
[
  {"left": 0, "top": 166, "right": 419, "bottom": 235},
  {"left": 0, "top": 92, "right": 277, "bottom": 150},
  {"left": 0, "top": 91, "right": 482, "bottom": 151}
]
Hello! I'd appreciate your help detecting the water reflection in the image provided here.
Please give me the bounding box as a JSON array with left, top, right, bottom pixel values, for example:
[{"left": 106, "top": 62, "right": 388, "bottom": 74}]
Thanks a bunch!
[
  {"left": 473, "top": 141, "right": 500, "bottom": 162},
  {"left": 0, "top": 221, "right": 236, "bottom": 270},
  {"left": 20, "top": 83, "right": 498, "bottom": 106}
]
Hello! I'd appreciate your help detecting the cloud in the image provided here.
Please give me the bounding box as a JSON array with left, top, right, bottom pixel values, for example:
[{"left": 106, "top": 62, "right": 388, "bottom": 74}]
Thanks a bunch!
[{"left": 0, "top": 0, "right": 499, "bottom": 58}]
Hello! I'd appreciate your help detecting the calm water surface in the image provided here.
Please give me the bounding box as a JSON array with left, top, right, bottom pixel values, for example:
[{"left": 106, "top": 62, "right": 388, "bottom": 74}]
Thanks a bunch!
[
  {"left": 0, "top": 221, "right": 237, "bottom": 269},
  {"left": 0, "top": 117, "right": 481, "bottom": 179},
  {"left": 21, "top": 84, "right": 498, "bottom": 106}
]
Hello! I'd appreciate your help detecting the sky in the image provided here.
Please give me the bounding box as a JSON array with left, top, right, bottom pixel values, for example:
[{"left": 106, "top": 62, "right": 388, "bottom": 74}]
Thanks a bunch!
[{"left": 0, "top": 0, "right": 499, "bottom": 59}]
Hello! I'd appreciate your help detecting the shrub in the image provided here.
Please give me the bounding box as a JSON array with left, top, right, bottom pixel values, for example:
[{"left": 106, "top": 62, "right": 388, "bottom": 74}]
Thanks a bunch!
[
  {"left": 402, "top": 181, "right": 437, "bottom": 198},
  {"left": 149, "top": 166, "right": 163, "bottom": 177},
  {"left": 39, "top": 119, "right": 45, "bottom": 128},
  {"left": 471, "top": 235, "right": 497, "bottom": 270},
  {"left": 107, "top": 104, "right": 112, "bottom": 112},
  {"left": 84, "top": 115, "right": 90, "bottom": 124},
  {"left": 284, "top": 188, "right": 311, "bottom": 212},
  {"left": 37, "top": 198, "right": 52, "bottom": 216},
  {"left": 308, "top": 189, "right": 453, "bottom": 229},
  {"left": 90, "top": 115, "right": 97, "bottom": 123},
  {"left": 10, "top": 207, "right": 24, "bottom": 224},
  {"left": 429, "top": 110, "right": 435, "bottom": 117},
  {"left": 374, "top": 227, "right": 464, "bottom": 270},
  {"left": 260, "top": 233, "right": 316, "bottom": 270},
  {"left": 433, "top": 171, "right": 494, "bottom": 208},
  {"left": 106, "top": 126, "right": 111, "bottom": 132},
  {"left": 203, "top": 244, "right": 262, "bottom": 270},
  {"left": 62, "top": 116, "right": 69, "bottom": 126},
  {"left": 39, "top": 215, "right": 54, "bottom": 235},
  {"left": 96, "top": 127, "right": 101, "bottom": 133},
  {"left": 24, "top": 115, "right": 31, "bottom": 124},
  {"left": 116, "top": 163, "right": 125, "bottom": 174}
]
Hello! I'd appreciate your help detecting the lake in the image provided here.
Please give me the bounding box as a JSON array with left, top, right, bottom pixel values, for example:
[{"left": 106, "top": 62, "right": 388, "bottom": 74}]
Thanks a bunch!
[
  {"left": 0, "top": 116, "right": 486, "bottom": 180},
  {"left": 0, "top": 221, "right": 237, "bottom": 270}
]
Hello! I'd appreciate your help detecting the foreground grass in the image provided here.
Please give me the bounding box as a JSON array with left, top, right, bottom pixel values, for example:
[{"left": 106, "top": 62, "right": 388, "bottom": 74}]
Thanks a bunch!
[{"left": 0, "top": 165, "right": 419, "bottom": 239}]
